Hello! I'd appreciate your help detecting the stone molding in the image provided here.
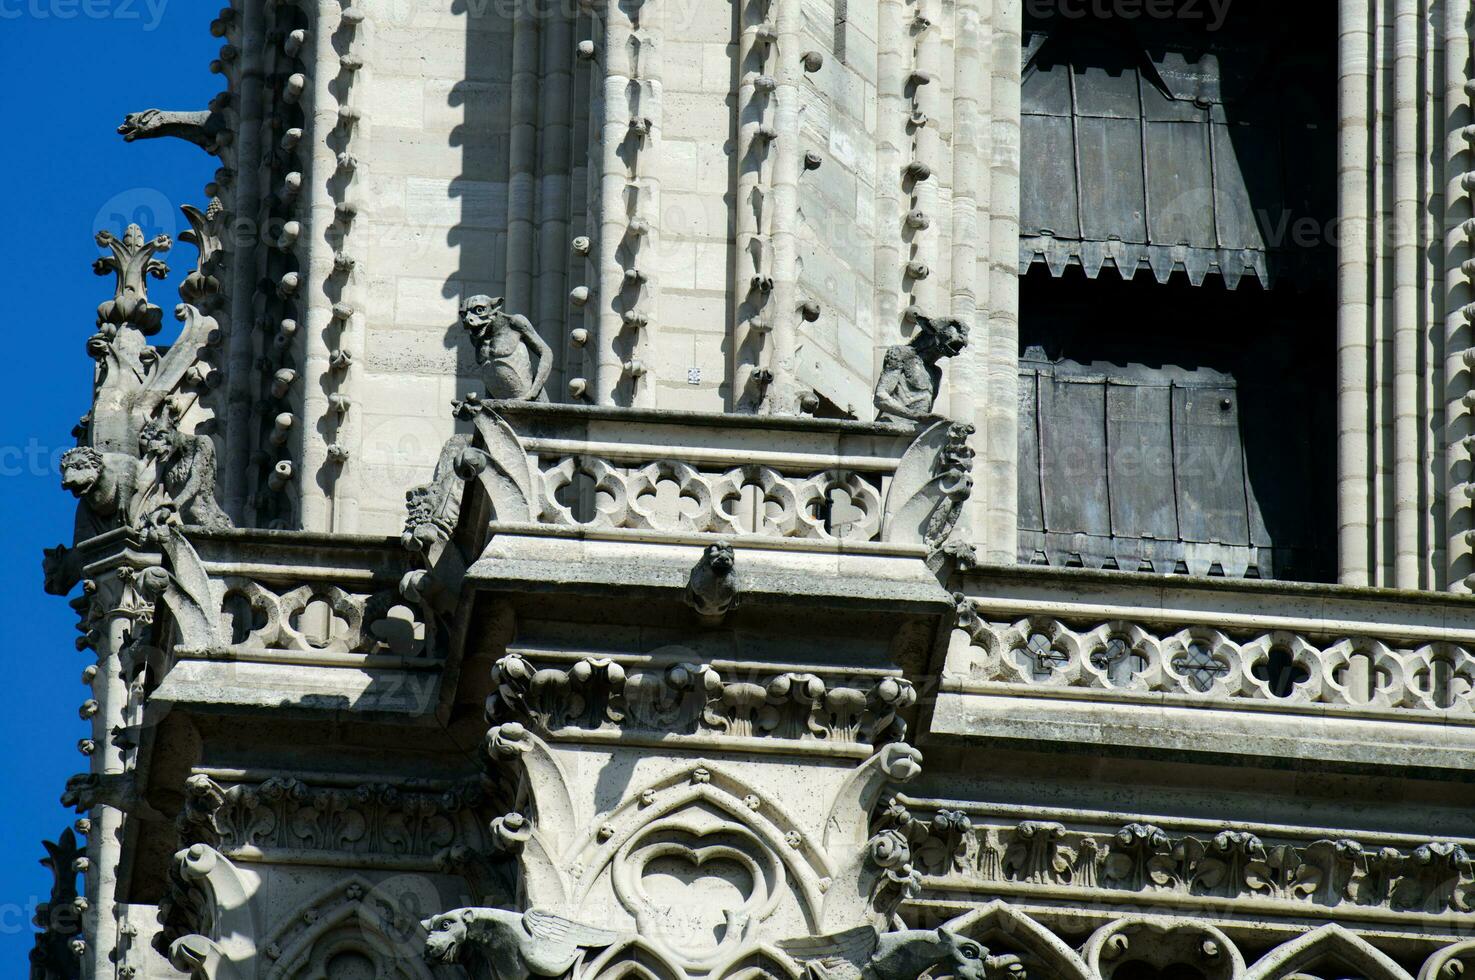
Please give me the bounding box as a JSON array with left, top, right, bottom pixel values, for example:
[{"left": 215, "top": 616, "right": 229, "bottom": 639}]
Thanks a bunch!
[
  {"left": 891, "top": 796, "right": 1475, "bottom": 931},
  {"left": 951, "top": 612, "right": 1475, "bottom": 717},
  {"left": 176, "top": 773, "right": 492, "bottom": 870},
  {"left": 490, "top": 652, "right": 916, "bottom": 752}
]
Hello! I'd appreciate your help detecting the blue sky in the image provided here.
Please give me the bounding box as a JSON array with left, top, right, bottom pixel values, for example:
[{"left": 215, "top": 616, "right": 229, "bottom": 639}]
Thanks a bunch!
[{"left": 0, "top": 2, "right": 217, "bottom": 965}]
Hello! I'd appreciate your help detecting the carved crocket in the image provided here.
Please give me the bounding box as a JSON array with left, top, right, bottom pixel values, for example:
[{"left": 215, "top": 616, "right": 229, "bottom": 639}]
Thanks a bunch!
[
  {"left": 422, "top": 907, "right": 618, "bottom": 979},
  {"left": 873, "top": 314, "right": 970, "bottom": 423}
]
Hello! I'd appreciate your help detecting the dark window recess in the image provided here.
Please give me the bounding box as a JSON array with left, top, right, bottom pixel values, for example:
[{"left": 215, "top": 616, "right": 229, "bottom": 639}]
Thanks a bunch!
[
  {"left": 1017, "top": 269, "right": 1336, "bottom": 583},
  {"left": 1019, "top": 0, "right": 1335, "bottom": 289},
  {"left": 1016, "top": 0, "right": 1336, "bottom": 584}
]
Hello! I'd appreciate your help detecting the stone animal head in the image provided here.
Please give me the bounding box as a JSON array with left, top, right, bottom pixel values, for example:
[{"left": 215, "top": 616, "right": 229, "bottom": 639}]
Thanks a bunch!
[
  {"left": 935, "top": 929, "right": 991, "bottom": 980},
  {"left": 705, "top": 541, "right": 736, "bottom": 574},
  {"left": 60, "top": 447, "right": 104, "bottom": 499},
  {"left": 117, "top": 109, "right": 163, "bottom": 141},
  {"left": 914, "top": 314, "right": 970, "bottom": 359},
  {"left": 421, "top": 909, "right": 471, "bottom": 964},
  {"left": 459, "top": 294, "right": 504, "bottom": 333},
  {"left": 138, "top": 416, "right": 181, "bottom": 460}
]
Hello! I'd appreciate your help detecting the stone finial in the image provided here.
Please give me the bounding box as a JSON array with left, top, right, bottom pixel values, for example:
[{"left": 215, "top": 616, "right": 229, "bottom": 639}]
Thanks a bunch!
[{"left": 93, "top": 225, "right": 171, "bottom": 335}]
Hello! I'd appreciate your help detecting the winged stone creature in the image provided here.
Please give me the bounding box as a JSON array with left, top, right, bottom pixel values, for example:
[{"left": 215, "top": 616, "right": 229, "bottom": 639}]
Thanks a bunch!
[
  {"left": 422, "top": 907, "right": 619, "bottom": 979},
  {"left": 778, "top": 925, "right": 1024, "bottom": 980}
]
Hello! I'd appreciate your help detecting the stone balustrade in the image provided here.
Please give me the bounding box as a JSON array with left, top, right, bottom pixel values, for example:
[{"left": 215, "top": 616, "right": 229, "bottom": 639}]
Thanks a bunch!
[{"left": 943, "top": 566, "right": 1475, "bottom": 772}]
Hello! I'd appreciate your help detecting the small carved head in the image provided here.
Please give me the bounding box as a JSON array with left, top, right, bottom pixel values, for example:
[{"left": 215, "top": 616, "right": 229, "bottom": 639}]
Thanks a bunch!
[
  {"left": 459, "top": 294, "right": 503, "bottom": 333},
  {"left": 938, "top": 929, "right": 990, "bottom": 980},
  {"left": 117, "top": 109, "right": 162, "bottom": 141},
  {"left": 705, "top": 541, "right": 735, "bottom": 575},
  {"left": 914, "top": 314, "right": 970, "bottom": 359},
  {"left": 138, "top": 416, "right": 181, "bottom": 460},
  {"left": 421, "top": 909, "right": 471, "bottom": 964},
  {"left": 60, "top": 447, "right": 104, "bottom": 498}
]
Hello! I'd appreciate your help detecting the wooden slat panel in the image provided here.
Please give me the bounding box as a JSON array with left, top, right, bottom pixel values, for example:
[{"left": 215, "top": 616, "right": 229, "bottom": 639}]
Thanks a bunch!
[
  {"left": 1172, "top": 386, "right": 1249, "bottom": 545},
  {"left": 1040, "top": 376, "right": 1109, "bottom": 536},
  {"left": 1022, "top": 114, "right": 1081, "bottom": 238},
  {"left": 1106, "top": 382, "right": 1178, "bottom": 540},
  {"left": 1212, "top": 121, "right": 1283, "bottom": 251},
  {"left": 1017, "top": 371, "right": 1044, "bottom": 532},
  {"left": 1145, "top": 119, "right": 1215, "bottom": 246},
  {"left": 1078, "top": 116, "right": 1147, "bottom": 244}
]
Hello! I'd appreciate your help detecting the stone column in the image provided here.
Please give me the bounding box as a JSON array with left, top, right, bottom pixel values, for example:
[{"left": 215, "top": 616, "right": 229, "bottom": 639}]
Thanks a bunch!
[{"left": 1340, "top": 0, "right": 1470, "bottom": 591}]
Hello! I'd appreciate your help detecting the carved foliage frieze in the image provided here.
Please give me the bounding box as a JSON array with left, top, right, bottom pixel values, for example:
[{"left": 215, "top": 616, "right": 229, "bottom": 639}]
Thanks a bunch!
[
  {"left": 888, "top": 801, "right": 1474, "bottom": 918},
  {"left": 489, "top": 654, "right": 916, "bottom": 747},
  {"left": 178, "top": 774, "right": 490, "bottom": 865}
]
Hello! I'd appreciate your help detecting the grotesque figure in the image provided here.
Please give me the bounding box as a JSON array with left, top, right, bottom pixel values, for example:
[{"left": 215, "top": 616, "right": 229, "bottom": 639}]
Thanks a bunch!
[
  {"left": 460, "top": 295, "right": 553, "bottom": 402},
  {"left": 118, "top": 106, "right": 228, "bottom": 154},
  {"left": 873, "top": 314, "right": 970, "bottom": 423},
  {"left": 44, "top": 447, "right": 143, "bottom": 595},
  {"left": 422, "top": 907, "right": 618, "bottom": 978},
  {"left": 780, "top": 926, "right": 1020, "bottom": 980},
  {"left": 137, "top": 415, "right": 233, "bottom": 530},
  {"left": 685, "top": 541, "right": 740, "bottom": 619}
]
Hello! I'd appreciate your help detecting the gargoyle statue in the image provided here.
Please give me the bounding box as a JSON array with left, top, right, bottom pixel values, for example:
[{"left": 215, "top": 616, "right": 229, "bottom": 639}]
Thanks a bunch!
[
  {"left": 422, "top": 907, "right": 618, "bottom": 979},
  {"left": 779, "top": 925, "right": 1022, "bottom": 980},
  {"left": 873, "top": 314, "right": 970, "bottom": 423},
  {"left": 43, "top": 446, "right": 141, "bottom": 595},
  {"left": 62, "top": 772, "right": 165, "bottom": 821},
  {"left": 118, "top": 106, "right": 228, "bottom": 154},
  {"left": 138, "top": 414, "right": 233, "bottom": 530},
  {"left": 460, "top": 294, "right": 553, "bottom": 402},
  {"left": 685, "top": 541, "right": 741, "bottom": 619}
]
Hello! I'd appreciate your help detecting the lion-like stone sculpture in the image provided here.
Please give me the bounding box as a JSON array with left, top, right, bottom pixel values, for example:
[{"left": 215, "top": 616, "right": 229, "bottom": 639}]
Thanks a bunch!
[
  {"left": 43, "top": 446, "right": 142, "bottom": 595},
  {"left": 460, "top": 294, "right": 553, "bottom": 402},
  {"left": 873, "top": 314, "right": 970, "bottom": 423},
  {"left": 685, "top": 541, "right": 740, "bottom": 619},
  {"left": 422, "top": 907, "right": 618, "bottom": 979}
]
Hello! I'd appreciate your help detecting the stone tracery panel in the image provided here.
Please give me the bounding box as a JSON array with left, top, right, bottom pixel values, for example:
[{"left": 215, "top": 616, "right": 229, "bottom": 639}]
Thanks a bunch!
[{"left": 953, "top": 613, "right": 1475, "bottom": 714}]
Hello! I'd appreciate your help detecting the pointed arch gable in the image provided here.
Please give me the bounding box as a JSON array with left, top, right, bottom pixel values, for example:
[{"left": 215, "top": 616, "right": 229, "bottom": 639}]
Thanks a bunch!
[
  {"left": 1082, "top": 916, "right": 1245, "bottom": 980},
  {"left": 1246, "top": 924, "right": 1414, "bottom": 980},
  {"left": 583, "top": 936, "right": 687, "bottom": 980},
  {"left": 942, "top": 901, "right": 1090, "bottom": 980},
  {"left": 568, "top": 762, "right": 833, "bottom": 927},
  {"left": 709, "top": 942, "right": 804, "bottom": 980},
  {"left": 262, "top": 875, "right": 438, "bottom": 980}
]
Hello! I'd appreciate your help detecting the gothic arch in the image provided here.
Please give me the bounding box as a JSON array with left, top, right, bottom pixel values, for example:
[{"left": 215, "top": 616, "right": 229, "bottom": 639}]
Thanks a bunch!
[
  {"left": 709, "top": 942, "right": 804, "bottom": 980},
  {"left": 941, "top": 901, "right": 1091, "bottom": 980},
  {"left": 1245, "top": 924, "right": 1414, "bottom": 980},
  {"left": 568, "top": 762, "right": 833, "bottom": 930},
  {"left": 262, "top": 875, "right": 438, "bottom": 980},
  {"left": 583, "top": 936, "right": 687, "bottom": 980},
  {"left": 1083, "top": 916, "right": 1245, "bottom": 980}
]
